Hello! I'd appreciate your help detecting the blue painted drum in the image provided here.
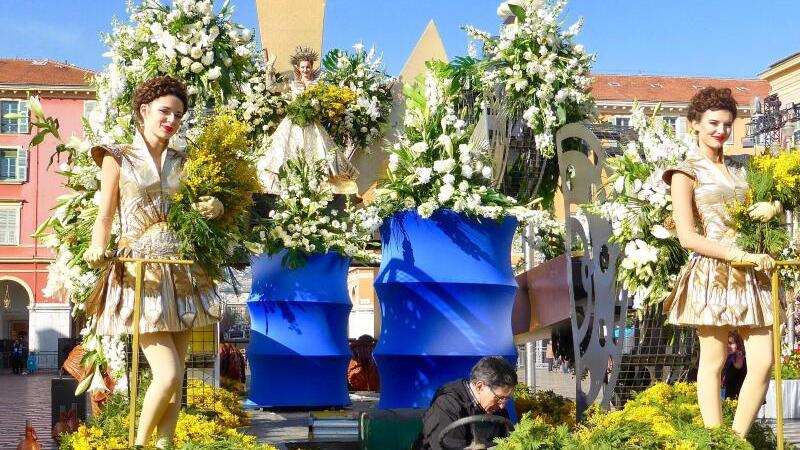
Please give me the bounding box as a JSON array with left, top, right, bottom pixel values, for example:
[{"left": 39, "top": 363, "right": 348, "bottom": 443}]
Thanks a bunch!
[
  {"left": 373, "top": 209, "right": 519, "bottom": 409},
  {"left": 246, "top": 250, "right": 352, "bottom": 407}
]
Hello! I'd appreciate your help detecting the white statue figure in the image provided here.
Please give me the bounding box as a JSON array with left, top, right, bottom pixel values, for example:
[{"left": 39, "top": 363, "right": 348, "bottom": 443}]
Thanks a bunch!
[{"left": 257, "top": 46, "right": 358, "bottom": 194}]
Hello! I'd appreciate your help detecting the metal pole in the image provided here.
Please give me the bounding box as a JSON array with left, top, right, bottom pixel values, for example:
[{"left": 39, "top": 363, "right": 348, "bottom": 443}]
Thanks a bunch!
[
  {"left": 525, "top": 341, "right": 535, "bottom": 389},
  {"left": 523, "top": 223, "right": 536, "bottom": 389},
  {"left": 773, "top": 269, "right": 784, "bottom": 450},
  {"left": 789, "top": 210, "right": 797, "bottom": 349},
  {"left": 128, "top": 260, "right": 143, "bottom": 446}
]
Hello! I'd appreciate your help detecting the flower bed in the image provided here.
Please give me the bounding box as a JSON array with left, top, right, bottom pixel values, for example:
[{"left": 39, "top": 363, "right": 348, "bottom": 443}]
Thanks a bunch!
[
  {"left": 59, "top": 378, "right": 274, "bottom": 450},
  {"left": 496, "top": 382, "right": 789, "bottom": 449}
]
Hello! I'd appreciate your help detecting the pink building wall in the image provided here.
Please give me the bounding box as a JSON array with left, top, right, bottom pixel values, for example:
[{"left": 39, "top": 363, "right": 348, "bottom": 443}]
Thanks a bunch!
[{"left": 0, "top": 97, "right": 88, "bottom": 305}]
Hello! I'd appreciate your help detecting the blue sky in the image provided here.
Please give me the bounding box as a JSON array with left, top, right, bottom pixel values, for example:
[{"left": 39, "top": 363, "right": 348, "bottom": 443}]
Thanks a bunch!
[{"left": 1, "top": 0, "right": 799, "bottom": 79}]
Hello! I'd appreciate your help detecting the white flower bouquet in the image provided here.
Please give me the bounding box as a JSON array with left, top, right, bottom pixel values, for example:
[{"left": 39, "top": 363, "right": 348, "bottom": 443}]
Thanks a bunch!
[
  {"left": 464, "top": 0, "right": 594, "bottom": 158},
  {"left": 321, "top": 43, "right": 395, "bottom": 151},
  {"left": 237, "top": 69, "right": 289, "bottom": 151},
  {"left": 373, "top": 68, "right": 535, "bottom": 223},
  {"left": 90, "top": 0, "right": 264, "bottom": 145},
  {"left": 584, "top": 104, "right": 694, "bottom": 310},
  {"left": 253, "top": 157, "right": 380, "bottom": 269}
]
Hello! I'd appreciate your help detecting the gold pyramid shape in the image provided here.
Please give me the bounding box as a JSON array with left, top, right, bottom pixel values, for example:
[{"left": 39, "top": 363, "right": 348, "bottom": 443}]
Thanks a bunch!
[
  {"left": 255, "top": 0, "right": 327, "bottom": 74},
  {"left": 399, "top": 19, "right": 448, "bottom": 83}
]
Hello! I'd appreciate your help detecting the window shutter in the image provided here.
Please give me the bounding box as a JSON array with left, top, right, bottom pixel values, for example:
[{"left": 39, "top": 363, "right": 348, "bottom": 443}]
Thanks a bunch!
[
  {"left": 677, "top": 117, "right": 688, "bottom": 138},
  {"left": 16, "top": 148, "right": 28, "bottom": 182},
  {"left": 17, "top": 101, "right": 29, "bottom": 134},
  {"left": 0, "top": 208, "right": 18, "bottom": 245}
]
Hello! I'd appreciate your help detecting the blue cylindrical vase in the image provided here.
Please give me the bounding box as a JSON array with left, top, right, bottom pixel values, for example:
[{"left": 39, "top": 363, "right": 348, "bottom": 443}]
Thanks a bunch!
[
  {"left": 373, "top": 209, "right": 518, "bottom": 408},
  {"left": 246, "top": 250, "right": 352, "bottom": 407}
]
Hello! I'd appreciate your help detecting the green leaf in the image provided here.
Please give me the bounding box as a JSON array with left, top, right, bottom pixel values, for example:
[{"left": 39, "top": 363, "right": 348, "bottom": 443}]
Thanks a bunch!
[
  {"left": 30, "top": 130, "right": 48, "bottom": 147},
  {"left": 75, "top": 371, "right": 94, "bottom": 395},
  {"left": 322, "top": 49, "right": 344, "bottom": 72},
  {"left": 508, "top": 3, "right": 527, "bottom": 21},
  {"left": 556, "top": 105, "right": 567, "bottom": 125}
]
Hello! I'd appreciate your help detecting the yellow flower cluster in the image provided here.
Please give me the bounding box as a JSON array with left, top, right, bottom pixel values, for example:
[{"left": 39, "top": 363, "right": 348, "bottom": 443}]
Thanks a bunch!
[
  {"left": 497, "top": 382, "right": 757, "bottom": 449},
  {"left": 220, "top": 376, "right": 247, "bottom": 396},
  {"left": 754, "top": 150, "right": 800, "bottom": 207},
  {"left": 513, "top": 385, "right": 576, "bottom": 429},
  {"left": 62, "top": 379, "right": 275, "bottom": 450},
  {"left": 172, "top": 412, "right": 264, "bottom": 448},
  {"left": 303, "top": 83, "right": 356, "bottom": 125},
  {"left": 66, "top": 424, "right": 129, "bottom": 450},
  {"left": 186, "top": 378, "right": 250, "bottom": 428},
  {"left": 182, "top": 112, "right": 260, "bottom": 227}
]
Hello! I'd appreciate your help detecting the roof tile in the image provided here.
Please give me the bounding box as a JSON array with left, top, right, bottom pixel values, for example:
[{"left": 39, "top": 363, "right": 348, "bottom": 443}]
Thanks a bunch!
[
  {"left": 0, "top": 58, "right": 95, "bottom": 87},
  {"left": 591, "top": 74, "right": 770, "bottom": 105}
]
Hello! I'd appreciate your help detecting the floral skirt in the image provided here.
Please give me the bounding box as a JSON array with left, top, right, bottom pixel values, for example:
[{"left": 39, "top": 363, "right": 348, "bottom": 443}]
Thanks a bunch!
[{"left": 663, "top": 255, "right": 782, "bottom": 328}]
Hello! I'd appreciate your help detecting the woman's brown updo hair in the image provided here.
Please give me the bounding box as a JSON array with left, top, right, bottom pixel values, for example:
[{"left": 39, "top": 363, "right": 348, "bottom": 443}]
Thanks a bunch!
[
  {"left": 687, "top": 87, "right": 738, "bottom": 122},
  {"left": 131, "top": 75, "right": 189, "bottom": 124}
]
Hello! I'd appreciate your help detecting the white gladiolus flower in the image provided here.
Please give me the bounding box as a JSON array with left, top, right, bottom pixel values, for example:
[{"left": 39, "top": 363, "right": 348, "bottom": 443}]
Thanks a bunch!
[
  {"left": 613, "top": 176, "right": 625, "bottom": 194},
  {"left": 190, "top": 61, "right": 204, "bottom": 73},
  {"left": 388, "top": 153, "right": 400, "bottom": 171},
  {"left": 433, "top": 158, "right": 455, "bottom": 174},
  {"left": 87, "top": 365, "right": 109, "bottom": 395},
  {"left": 175, "top": 42, "right": 190, "bottom": 55},
  {"left": 207, "top": 66, "right": 222, "bottom": 80},
  {"left": 201, "top": 51, "right": 214, "bottom": 66},
  {"left": 651, "top": 224, "right": 675, "bottom": 240},
  {"left": 208, "top": 25, "right": 220, "bottom": 41},
  {"left": 410, "top": 142, "right": 429, "bottom": 155},
  {"left": 481, "top": 166, "right": 493, "bottom": 179},
  {"left": 190, "top": 46, "right": 203, "bottom": 59}
]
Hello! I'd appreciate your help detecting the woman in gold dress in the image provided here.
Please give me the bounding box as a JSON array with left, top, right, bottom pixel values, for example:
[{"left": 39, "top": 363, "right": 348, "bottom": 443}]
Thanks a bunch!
[
  {"left": 663, "top": 87, "right": 783, "bottom": 437},
  {"left": 83, "top": 76, "right": 223, "bottom": 447}
]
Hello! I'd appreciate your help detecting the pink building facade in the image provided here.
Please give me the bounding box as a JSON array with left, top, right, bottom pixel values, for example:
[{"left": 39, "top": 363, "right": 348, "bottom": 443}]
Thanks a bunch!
[{"left": 0, "top": 59, "right": 95, "bottom": 360}]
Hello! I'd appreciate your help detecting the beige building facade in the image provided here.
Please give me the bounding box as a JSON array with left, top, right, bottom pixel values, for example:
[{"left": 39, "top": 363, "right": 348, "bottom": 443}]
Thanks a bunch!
[
  {"left": 592, "top": 74, "right": 770, "bottom": 155},
  {"left": 761, "top": 52, "right": 800, "bottom": 105},
  {"left": 255, "top": 0, "right": 326, "bottom": 75}
]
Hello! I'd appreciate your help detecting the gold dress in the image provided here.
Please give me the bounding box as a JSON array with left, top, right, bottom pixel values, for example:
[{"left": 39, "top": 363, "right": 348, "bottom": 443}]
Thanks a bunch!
[
  {"left": 662, "top": 153, "right": 779, "bottom": 328},
  {"left": 91, "top": 134, "right": 221, "bottom": 335}
]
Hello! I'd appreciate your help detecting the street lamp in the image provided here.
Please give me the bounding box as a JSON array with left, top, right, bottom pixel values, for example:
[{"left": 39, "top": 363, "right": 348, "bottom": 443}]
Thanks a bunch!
[{"left": 1, "top": 281, "right": 10, "bottom": 310}]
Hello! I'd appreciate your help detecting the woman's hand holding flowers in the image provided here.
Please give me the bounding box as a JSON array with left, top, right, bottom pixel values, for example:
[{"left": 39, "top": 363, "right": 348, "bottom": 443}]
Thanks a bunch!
[{"left": 192, "top": 196, "right": 224, "bottom": 220}]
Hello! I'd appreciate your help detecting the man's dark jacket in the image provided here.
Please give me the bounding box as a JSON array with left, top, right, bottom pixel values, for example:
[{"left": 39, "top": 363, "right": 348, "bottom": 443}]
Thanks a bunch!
[{"left": 412, "top": 379, "right": 511, "bottom": 450}]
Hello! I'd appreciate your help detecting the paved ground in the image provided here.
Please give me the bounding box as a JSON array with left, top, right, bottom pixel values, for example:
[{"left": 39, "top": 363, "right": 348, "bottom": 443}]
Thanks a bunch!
[{"left": 0, "top": 371, "right": 62, "bottom": 450}]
